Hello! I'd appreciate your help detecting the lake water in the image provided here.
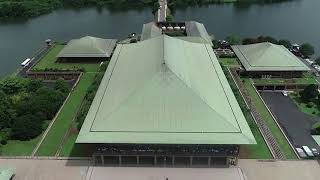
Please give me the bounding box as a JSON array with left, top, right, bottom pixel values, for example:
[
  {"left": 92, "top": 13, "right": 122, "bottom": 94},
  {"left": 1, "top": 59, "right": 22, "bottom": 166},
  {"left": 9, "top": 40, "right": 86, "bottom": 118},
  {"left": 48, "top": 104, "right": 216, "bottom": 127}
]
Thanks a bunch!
[{"left": 0, "top": 0, "right": 319, "bottom": 77}]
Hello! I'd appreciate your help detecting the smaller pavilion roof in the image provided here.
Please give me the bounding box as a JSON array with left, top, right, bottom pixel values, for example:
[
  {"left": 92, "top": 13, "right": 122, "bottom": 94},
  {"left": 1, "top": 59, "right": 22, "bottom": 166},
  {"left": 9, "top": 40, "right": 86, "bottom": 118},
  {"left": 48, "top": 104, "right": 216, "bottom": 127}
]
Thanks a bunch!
[
  {"left": 232, "top": 43, "right": 310, "bottom": 72},
  {"left": 57, "top": 36, "right": 117, "bottom": 58}
]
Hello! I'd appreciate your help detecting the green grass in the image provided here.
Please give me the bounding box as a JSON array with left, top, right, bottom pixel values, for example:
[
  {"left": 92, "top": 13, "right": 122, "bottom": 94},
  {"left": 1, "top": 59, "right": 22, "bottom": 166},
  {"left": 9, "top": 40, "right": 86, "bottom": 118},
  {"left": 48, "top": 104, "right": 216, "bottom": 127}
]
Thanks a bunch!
[
  {"left": 35, "top": 73, "right": 97, "bottom": 156},
  {"left": 32, "top": 44, "right": 100, "bottom": 72},
  {"left": 218, "top": 58, "right": 240, "bottom": 67},
  {"left": 289, "top": 93, "right": 320, "bottom": 117},
  {"left": 242, "top": 78, "right": 297, "bottom": 159},
  {"left": 0, "top": 135, "right": 42, "bottom": 156},
  {"left": 0, "top": 120, "right": 50, "bottom": 156},
  {"left": 59, "top": 132, "right": 78, "bottom": 157}
]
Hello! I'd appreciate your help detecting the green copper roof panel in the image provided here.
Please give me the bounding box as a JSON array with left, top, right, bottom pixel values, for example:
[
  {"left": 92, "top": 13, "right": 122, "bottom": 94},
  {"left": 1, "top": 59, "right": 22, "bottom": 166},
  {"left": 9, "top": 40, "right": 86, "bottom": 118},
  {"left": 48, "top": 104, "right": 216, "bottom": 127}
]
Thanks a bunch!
[
  {"left": 232, "top": 43, "right": 310, "bottom": 71},
  {"left": 76, "top": 35, "right": 256, "bottom": 145},
  {"left": 57, "top": 36, "right": 117, "bottom": 58},
  {"left": 0, "top": 167, "right": 14, "bottom": 180}
]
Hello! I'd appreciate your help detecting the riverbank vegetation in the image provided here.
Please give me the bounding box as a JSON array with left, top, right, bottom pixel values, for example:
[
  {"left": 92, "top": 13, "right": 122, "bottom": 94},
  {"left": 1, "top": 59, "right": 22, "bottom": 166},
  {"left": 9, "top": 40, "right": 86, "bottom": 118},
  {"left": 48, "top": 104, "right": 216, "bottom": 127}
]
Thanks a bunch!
[
  {"left": 0, "top": 0, "right": 294, "bottom": 19},
  {"left": 0, "top": 76, "right": 69, "bottom": 155}
]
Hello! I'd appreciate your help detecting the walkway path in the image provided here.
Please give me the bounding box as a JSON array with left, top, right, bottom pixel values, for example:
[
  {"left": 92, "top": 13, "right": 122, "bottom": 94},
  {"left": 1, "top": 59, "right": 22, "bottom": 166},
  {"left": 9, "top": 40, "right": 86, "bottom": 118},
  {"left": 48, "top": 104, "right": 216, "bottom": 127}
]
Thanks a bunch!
[
  {"left": 157, "top": 0, "right": 167, "bottom": 22},
  {"left": 1, "top": 158, "right": 319, "bottom": 180},
  {"left": 229, "top": 68, "right": 286, "bottom": 159}
]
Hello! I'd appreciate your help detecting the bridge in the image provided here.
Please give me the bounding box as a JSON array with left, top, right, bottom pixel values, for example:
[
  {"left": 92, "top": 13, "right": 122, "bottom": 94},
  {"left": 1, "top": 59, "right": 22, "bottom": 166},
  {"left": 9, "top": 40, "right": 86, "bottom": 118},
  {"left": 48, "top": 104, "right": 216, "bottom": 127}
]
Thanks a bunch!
[{"left": 157, "top": 0, "right": 167, "bottom": 22}]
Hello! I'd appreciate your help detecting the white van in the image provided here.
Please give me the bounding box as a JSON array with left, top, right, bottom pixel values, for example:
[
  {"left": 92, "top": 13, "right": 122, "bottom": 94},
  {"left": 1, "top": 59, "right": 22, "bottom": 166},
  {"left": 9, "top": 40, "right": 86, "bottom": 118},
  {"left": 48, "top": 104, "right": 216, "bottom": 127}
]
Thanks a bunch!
[
  {"left": 302, "top": 146, "right": 314, "bottom": 157},
  {"left": 296, "top": 148, "right": 307, "bottom": 158},
  {"left": 21, "top": 58, "right": 31, "bottom": 67}
]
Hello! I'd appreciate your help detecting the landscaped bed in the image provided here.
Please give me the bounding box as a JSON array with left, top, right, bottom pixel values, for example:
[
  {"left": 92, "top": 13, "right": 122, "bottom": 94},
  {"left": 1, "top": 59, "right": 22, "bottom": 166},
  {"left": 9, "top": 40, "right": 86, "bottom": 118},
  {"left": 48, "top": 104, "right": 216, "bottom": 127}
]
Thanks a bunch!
[
  {"left": 242, "top": 78, "right": 297, "bottom": 159},
  {"left": 253, "top": 73, "right": 318, "bottom": 85},
  {"left": 218, "top": 57, "right": 240, "bottom": 67},
  {"left": 32, "top": 44, "right": 100, "bottom": 72},
  {"left": 290, "top": 93, "right": 320, "bottom": 117},
  {"left": 221, "top": 67, "right": 272, "bottom": 159}
]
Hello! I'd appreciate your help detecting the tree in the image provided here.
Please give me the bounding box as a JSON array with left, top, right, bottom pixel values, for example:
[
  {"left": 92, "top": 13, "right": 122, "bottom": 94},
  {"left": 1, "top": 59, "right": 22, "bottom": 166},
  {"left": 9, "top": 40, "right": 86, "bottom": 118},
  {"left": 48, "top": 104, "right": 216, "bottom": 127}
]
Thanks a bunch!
[
  {"left": 0, "top": 76, "right": 28, "bottom": 94},
  {"left": 54, "top": 78, "right": 70, "bottom": 95},
  {"left": 26, "top": 79, "right": 42, "bottom": 93},
  {"left": 166, "top": 14, "right": 173, "bottom": 22},
  {"left": 278, "top": 39, "right": 292, "bottom": 49},
  {"left": 11, "top": 114, "right": 42, "bottom": 140},
  {"left": 315, "top": 57, "right": 320, "bottom": 66},
  {"left": 242, "top": 38, "right": 256, "bottom": 45},
  {"left": 226, "top": 34, "right": 241, "bottom": 45},
  {"left": 300, "top": 84, "right": 319, "bottom": 102},
  {"left": 300, "top": 43, "right": 315, "bottom": 57},
  {"left": 0, "top": 90, "right": 15, "bottom": 129}
]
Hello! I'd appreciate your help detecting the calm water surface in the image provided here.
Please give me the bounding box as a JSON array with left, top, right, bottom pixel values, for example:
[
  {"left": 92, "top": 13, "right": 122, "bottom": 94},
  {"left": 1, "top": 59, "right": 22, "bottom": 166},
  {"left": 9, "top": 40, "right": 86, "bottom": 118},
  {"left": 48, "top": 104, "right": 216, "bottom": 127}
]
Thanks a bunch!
[{"left": 0, "top": 0, "right": 319, "bottom": 77}]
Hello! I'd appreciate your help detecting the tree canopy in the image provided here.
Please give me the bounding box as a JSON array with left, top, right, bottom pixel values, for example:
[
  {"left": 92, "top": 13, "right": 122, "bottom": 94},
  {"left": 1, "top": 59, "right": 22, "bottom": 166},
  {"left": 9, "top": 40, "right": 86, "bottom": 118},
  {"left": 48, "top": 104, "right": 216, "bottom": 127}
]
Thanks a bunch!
[
  {"left": 0, "top": 77, "right": 69, "bottom": 145},
  {"left": 300, "top": 43, "right": 315, "bottom": 57},
  {"left": 300, "top": 84, "right": 319, "bottom": 102}
]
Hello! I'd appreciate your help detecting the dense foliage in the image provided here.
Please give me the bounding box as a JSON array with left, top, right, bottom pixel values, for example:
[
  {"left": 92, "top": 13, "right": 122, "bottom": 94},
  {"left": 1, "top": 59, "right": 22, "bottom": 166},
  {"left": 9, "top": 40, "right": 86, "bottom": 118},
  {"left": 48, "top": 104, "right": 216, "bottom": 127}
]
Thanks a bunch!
[
  {"left": 0, "top": 0, "right": 293, "bottom": 19},
  {"left": 0, "top": 77, "right": 69, "bottom": 144},
  {"left": 75, "top": 65, "right": 106, "bottom": 131},
  {"left": 299, "top": 84, "right": 319, "bottom": 102},
  {"left": 299, "top": 43, "right": 315, "bottom": 57}
]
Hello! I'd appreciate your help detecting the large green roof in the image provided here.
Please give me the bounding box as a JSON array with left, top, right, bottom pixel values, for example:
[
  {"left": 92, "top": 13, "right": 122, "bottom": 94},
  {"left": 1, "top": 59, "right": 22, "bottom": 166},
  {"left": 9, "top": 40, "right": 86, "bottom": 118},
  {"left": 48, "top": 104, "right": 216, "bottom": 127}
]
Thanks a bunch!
[
  {"left": 232, "top": 43, "right": 310, "bottom": 72},
  {"left": 0, "top": 167, "right": 14, "bottom": 180},
  {"left": 57, "top": 36, "right": 117, "bottom": 58},
  {"left": 76, "top": 35, "right": 255, "bottom": 145}
]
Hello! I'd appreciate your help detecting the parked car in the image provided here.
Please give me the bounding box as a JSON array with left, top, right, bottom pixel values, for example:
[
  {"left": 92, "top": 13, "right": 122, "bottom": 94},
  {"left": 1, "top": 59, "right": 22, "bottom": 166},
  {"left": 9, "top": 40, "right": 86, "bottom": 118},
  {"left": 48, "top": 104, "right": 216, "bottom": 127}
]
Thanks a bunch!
[
  {"left": 282, "top": 91, "right": 288, "bottom": 96},
  {"left": 296, "top": 148, "right": 307, "bottom": 158},
  {"left": 302, "top": 146, "right": 314, "bottom": 157},
  {"left": 311, "top": 148, "right": 319, "bottom": 156}
]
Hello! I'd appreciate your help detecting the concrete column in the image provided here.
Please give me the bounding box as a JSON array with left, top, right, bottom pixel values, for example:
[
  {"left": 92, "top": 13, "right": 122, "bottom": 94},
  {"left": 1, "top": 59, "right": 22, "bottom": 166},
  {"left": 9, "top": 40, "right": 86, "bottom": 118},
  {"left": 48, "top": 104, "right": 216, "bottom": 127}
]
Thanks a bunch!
[
  {"left": 208, "top": 157, "right": 211, "bottom": 167},
  {"left": 137, "top": 156, "right": 139, "bottom": 165},
  {"left": 190, "top": 156, "right": 193, "bottom": 166},
  {"left": 154, "top": 156, "right": 157, "bottom": 166},
  {"left": 101, "top": 155, "right": 104, "bottom": 165},
  {"left": 119, "top": 156, "right": 122, "bottom": 166},
  {"left": 92, "top": 156, "right": 96, "bottom": 165},
  {"left": 172, "top": 156, "right": 175, "bottom": 166}
]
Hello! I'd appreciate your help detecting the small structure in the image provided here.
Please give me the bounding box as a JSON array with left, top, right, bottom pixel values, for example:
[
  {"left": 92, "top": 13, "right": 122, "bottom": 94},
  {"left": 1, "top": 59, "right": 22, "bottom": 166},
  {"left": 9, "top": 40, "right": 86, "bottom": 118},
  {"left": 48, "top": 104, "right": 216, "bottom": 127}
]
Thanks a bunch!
[
  {"left": 232, "top": 42, "right": 310, "bottom": 78},
  {"left": 141, "top": 21, "right": 213, "bottom": 46},
  {"left": 56, "top": 36, "right": 117, "bottom": 62},
  {"left": 141, "top": 22, "right": 162, "bottom": 41}
]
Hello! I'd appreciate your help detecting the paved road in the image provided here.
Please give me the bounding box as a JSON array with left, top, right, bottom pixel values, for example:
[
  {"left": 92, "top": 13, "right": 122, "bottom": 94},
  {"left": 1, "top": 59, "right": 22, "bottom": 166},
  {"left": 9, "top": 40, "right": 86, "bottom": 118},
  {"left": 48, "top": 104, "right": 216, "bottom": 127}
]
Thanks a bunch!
[
  {"left": 17, "top": 46, "right": 50, "bottom": 77},
  {"left": 1, "top": 158, "right": 320, "bottom": 180},
  {"left": 261, "top": 92, "right": 320, "bottom": 150},
  {"left": 299, "top": 58, "right": 320, "bottom": 83},
  {"left": 157, "top": 0, "right": 167, "bottom": 22}
]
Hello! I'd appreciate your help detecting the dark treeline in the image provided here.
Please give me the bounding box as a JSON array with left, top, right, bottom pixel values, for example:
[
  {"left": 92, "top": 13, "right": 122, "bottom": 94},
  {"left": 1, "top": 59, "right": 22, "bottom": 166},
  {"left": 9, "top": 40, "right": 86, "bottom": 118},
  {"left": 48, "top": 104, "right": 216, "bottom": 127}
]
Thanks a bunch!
[
  {"left": 0, "top": 0, "right": 293, "bottom": 19},
  {"left": 0, "top": 76, "right": 70, "bottom": 145}
]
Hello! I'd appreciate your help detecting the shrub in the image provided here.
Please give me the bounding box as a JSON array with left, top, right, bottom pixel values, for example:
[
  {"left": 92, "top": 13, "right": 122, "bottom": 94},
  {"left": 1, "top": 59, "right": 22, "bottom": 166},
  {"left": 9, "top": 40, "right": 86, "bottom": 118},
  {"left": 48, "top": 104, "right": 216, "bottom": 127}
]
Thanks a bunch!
[{"left": 306, "top": 102, "right": 313, "bottom": 108}]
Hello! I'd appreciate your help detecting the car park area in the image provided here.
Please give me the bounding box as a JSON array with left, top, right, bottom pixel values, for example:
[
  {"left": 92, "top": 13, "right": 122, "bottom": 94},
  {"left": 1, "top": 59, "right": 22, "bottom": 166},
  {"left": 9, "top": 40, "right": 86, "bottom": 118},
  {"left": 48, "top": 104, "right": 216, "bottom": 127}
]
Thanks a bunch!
[{"left": 260, "top": 92, "right": 320, "bottom": 158}]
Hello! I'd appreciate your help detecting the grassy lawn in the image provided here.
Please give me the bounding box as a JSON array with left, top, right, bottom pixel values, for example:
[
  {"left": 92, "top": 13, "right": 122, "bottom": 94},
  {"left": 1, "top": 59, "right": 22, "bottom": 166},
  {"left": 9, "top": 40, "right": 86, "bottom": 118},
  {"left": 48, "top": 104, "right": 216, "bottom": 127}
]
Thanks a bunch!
[
  {"left": 242, "top": 78, "right": 297, "bottom": 159},
  {"left": 218, "top": 58, "right": 240, "bottom": 67},
  {"left": 289, "top": 93, "right": 320, "bottom": 117},
  {"left": 35, "top": 73, "right": 97, "bottom": 156},
  {"left": 0, "top": 135, "right": 41, "bottom": 156},
  {"left": 32, "top": 44, "right": 100, "bottom": 72},
  {"left": 0, "top": 120, "right": 50, "bottom": 156}
]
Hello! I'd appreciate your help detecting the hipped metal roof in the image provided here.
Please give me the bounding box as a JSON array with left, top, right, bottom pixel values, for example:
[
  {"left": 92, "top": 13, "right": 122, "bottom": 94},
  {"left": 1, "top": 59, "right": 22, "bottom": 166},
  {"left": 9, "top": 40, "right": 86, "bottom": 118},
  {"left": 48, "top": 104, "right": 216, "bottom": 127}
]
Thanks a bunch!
[
  {"left": 76, "top": 35, "right": 256, "bottom": 145},
  {"left": 56, "top": 36, "right": 117, "bottom": 58},
  {"left": 232, "top": 42, "right": 310, "bottom": 72}
]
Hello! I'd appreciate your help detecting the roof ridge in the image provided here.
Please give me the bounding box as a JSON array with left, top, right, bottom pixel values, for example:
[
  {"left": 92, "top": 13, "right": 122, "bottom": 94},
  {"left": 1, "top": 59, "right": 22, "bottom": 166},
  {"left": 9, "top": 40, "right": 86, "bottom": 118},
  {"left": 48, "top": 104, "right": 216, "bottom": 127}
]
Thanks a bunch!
[{"left": 163, "top": 37, "right": 240, "bottom": 130}]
